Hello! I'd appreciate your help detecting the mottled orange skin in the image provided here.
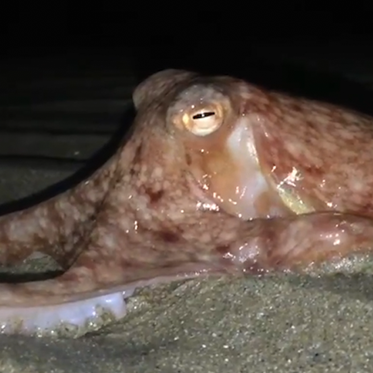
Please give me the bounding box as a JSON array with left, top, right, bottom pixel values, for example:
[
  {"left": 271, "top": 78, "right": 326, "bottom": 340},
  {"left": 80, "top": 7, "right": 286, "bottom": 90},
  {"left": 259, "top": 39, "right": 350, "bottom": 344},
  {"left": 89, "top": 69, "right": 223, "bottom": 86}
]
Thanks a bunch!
[
  {"left": 0, "top": 69, "right": 373, "bottom": 308},
  {"left": 254, "top": 92, "right": 373, "bottom": 216}
]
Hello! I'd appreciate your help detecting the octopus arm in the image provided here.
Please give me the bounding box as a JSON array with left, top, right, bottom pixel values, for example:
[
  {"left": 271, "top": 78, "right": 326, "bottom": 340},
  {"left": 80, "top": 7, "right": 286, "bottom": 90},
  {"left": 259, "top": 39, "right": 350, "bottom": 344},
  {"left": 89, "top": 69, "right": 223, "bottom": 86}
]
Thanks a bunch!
[
  {"left": 0, "top": 156, "right": 118, "bottom": 268},
  {"left": 227, "top": 212, "right": 373, "bottom": 273},
  {"left": 0, "top": 210, "right": 373, "bottom": 335},
  {"left": 0, "top": 237, "right": 213, "bottom": 336}
]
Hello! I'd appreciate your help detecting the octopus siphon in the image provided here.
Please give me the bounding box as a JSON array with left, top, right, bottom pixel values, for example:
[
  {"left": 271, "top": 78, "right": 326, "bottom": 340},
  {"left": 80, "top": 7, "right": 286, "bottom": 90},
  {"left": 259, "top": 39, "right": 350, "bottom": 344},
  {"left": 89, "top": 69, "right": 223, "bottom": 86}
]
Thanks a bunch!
[{"left": 1, "top": 69, "right": 373, "bottom": 336}]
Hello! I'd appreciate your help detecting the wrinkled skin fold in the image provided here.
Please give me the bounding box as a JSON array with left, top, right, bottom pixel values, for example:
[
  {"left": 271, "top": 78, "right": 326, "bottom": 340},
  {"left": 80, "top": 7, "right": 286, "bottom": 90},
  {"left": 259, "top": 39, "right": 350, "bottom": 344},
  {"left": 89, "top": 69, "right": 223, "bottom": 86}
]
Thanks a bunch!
[{"left": 1, "top": 69, "right": 373, "bottom": 335}]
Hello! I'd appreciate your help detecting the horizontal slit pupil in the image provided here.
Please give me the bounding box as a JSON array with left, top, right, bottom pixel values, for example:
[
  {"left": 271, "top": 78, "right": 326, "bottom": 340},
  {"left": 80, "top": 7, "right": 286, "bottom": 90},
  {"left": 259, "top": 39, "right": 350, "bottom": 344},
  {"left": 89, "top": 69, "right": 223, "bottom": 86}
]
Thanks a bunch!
[{"left": 193, "top": 112, "right": 215, "bottom": 120}]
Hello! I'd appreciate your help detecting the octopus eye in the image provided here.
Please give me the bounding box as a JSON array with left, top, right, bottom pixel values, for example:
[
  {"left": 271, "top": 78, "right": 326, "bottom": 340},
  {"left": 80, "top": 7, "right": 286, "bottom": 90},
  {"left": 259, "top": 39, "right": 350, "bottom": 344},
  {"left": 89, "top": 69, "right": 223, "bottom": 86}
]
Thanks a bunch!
[{"left": 182, "top": 106, "right": 223, "bottom": 136}]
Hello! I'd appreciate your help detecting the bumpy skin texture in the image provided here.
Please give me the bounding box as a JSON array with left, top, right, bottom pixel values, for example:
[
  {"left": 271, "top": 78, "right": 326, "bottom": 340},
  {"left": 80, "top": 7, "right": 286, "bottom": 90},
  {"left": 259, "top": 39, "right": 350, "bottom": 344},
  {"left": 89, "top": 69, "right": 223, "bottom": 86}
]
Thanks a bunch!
[{"left": 2, "top": 69, "right": 373, "bottom": 308}]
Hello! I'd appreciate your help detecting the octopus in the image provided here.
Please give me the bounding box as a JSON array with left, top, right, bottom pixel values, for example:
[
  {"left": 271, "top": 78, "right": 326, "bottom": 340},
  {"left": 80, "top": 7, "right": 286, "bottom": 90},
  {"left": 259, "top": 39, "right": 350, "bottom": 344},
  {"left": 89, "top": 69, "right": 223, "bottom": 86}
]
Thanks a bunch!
[{"left": 1, "top": 68, "right": 373, "bottom": 336}]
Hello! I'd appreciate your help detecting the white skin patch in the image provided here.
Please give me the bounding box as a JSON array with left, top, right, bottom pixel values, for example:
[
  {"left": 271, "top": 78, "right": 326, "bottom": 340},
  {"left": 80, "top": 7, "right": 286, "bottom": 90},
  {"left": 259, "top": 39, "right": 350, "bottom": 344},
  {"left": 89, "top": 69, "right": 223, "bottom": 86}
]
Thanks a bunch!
[
  {"left": 226, "top": 117, "right": 278, "bottom": 219},
  {"left": 0, "top": 291, "right": 130, "bottom": 337}
]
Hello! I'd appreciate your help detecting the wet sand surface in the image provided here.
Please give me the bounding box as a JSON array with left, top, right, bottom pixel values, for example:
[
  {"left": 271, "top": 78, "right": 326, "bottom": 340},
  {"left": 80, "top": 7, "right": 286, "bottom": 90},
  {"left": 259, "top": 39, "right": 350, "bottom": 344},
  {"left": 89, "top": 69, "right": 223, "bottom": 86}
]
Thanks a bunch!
[{"left": 1, "top": 46, "right": 373, "bottom": 372}]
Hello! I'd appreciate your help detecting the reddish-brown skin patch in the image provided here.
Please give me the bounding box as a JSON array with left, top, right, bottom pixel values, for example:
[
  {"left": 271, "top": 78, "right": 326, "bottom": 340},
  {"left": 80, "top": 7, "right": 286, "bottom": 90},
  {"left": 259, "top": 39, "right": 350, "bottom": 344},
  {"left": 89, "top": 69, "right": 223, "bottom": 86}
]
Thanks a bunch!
[{"left": 144, "top": 188, "right": 164, "bottom": 204}]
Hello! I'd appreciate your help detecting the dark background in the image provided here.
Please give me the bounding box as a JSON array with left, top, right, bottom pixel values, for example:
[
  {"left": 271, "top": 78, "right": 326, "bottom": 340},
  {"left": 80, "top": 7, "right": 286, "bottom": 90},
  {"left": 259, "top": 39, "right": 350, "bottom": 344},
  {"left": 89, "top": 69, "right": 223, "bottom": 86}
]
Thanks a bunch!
[
  {"left": 2, "top": 5, "right": 373, "bottom": 113},
  {"left": 1, "top": 6, "right": 371, "bottom": 74}
]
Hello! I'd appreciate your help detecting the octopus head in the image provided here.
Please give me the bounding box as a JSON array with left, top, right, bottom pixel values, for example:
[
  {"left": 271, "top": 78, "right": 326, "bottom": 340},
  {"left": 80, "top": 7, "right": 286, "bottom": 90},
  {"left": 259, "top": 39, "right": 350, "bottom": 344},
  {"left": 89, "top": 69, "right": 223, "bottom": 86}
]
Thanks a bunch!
[{"left": 133, "top": 69, "right": 286, "bottom": 220}]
